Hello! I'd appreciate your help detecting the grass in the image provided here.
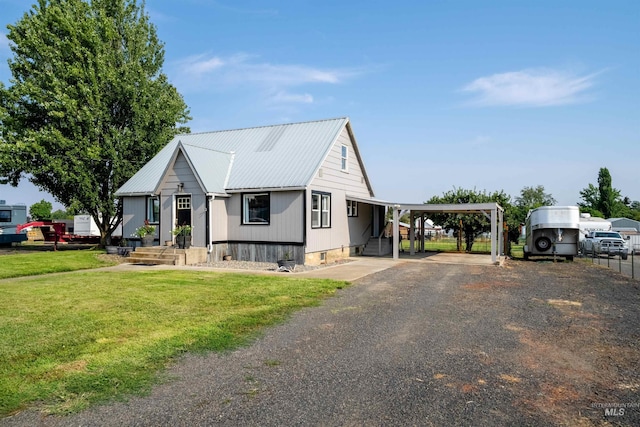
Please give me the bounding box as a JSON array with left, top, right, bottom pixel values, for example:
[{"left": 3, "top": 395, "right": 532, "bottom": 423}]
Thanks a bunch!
[
  {"left": 0, "top": 268, "right": 347, "bottom": 416},
  {"left": 400, "top": 237, "right": 524, "bottom": 258},
  {"left": 0, "top": 249, "right": 115, "bottom": 279}
]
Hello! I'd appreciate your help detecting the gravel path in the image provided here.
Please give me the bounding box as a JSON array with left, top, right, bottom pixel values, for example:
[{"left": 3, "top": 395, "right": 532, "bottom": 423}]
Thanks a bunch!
[{"left": 2, "top": 260, "right": 639, "bottom": 426}]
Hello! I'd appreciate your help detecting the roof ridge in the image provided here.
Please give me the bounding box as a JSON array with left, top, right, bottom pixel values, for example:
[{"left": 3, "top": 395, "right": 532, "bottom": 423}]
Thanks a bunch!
[
  {"left": 179, "top": 141, "right": 234, "bottom": 155},
  {"left": 175, "top": 116, "right": 349, "bottom": 137}
]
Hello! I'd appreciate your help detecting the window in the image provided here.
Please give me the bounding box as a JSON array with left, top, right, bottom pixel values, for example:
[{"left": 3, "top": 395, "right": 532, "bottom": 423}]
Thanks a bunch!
[
  {"left": 347, "top": 200, "right": 358, "bottom": 217},
  {"left": 147, "top": 196, "right": 160, "bottom": 223},
  {"left": 312, "top": 192, "right": 331, "bottom": 228},
  {"left": 177, "top": 197, "right": 191, "bottom": 210},
  {"left": 0, "top": 210, "right": 10, "bottom": 223},
  {"left": 341, "top": 144, "right": 348, "bottom": 171},
  {"left": 243, "top": 193, "right": 270, "bottom": 224}
]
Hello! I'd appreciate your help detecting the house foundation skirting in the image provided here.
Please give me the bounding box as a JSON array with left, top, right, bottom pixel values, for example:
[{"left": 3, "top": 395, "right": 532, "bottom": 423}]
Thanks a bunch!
[
  {"left": 208, "top": 242, "right": 363, "bottom": 265},
  {"left": 305, "top": 245, "right": 361, "bottom": 266},
  {"left": 209, "top": 242, "right": 304, "bottom": 264}
]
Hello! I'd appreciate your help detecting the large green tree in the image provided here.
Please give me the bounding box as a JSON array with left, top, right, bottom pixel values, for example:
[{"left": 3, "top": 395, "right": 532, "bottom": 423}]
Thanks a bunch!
[
  {"left": 511, "top": 185, "right": 556, "bottom": 226},
  {"left": 578, "top": 168, "right": 626, "bottom": 218},
  {"left": 425, "top": 187, "right": 512, "bottom": 252},
  {"left": 0, "top": 0, "right": 190, "bottom": 245},
  {"left": 515, "top": 185, "right": 556, "bottom": 211}
]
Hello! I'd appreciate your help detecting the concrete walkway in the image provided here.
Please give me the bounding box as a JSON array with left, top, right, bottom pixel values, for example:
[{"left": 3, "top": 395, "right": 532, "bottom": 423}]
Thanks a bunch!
[{"left": 102, "top": 251, "right": 501, "bottom": 282}]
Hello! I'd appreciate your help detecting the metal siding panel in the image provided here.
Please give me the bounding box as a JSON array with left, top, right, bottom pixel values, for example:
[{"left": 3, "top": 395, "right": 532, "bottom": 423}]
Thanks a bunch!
[
  {"left": 159, "top": 192, "right": 173, "bottom": 244},
  {"left": 192, "top": 193, "right": 207, "bottom": 247},
  {"left": 212, "top": 198, "right": 228, "bottom": 241},
  {"left": 227, "top": 191, "right": 304, "bottom": 243},
  {"left": 311, "top": 127, "right": 371, "bottom": 198},
  {"left": 122, "top": 197, "right": 147, "bottom": 240},
  {"left": 165, "top": 153, "right": 200, "bottom": 194},
  {"left": 306, "top": 189, "right": 351, "bottom": 253}
]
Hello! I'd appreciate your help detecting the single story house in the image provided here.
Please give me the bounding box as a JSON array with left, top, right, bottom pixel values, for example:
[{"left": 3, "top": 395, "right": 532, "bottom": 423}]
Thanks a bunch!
[{"left": 115, "top": 117, "right": 388, "bottom": 265}]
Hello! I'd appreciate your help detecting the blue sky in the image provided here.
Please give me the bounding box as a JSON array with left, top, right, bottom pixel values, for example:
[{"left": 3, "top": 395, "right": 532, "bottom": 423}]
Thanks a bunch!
[{"left": 1, "top": 0, "right": 639, "bottom": 211}]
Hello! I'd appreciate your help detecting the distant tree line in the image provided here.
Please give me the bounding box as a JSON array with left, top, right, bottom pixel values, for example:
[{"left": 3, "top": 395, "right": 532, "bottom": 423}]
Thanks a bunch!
[{"left": 406, "top": 167, "right": 638, "bottom": 255}]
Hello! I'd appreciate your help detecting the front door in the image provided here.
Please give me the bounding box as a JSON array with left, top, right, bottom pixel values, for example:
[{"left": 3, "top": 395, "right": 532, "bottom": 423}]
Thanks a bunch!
[{"left": 176, "top": 196, "right": 192, "bottom": 228}]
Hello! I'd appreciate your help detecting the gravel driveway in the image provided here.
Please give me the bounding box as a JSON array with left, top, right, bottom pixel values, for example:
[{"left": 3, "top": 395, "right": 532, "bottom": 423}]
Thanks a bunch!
[{"left": 3, "top": 260, "right": 639, "bottom": 426}]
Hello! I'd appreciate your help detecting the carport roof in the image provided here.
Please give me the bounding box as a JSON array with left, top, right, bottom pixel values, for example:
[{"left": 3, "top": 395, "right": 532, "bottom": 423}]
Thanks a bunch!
[
  {"left": 394, "top": 202, "right": 504, "bottom": 213},
  {"left": 344, "top": 198, "right": 504, "bottom": 214}
]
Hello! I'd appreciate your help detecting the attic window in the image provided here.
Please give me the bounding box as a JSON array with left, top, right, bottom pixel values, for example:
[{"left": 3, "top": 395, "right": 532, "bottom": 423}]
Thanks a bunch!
[{"left": 341, "top": 144, "right": 348, "bottom": 171}]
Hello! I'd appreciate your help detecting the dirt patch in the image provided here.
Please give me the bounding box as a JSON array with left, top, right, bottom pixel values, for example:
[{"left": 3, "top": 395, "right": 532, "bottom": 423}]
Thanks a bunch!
[{"left": 496, "top": 260, "right": 640, "bottom": 425}]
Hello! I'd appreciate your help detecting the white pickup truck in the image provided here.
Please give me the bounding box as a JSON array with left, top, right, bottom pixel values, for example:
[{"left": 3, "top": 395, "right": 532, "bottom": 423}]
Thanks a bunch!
[{"left": 581, "top": 231, "right": 629, "bottom": 260}]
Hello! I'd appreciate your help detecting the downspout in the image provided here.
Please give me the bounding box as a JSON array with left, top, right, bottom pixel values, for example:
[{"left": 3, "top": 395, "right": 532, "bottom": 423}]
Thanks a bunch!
[
  {"left": 207, "top": 195, "right": 214, "bottom": 255},
  {"left": 303, "top": 189, "right": 307, "bottom": 264}
]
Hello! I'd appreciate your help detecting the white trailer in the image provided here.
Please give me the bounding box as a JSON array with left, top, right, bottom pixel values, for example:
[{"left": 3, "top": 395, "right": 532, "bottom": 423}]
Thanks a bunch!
[
  {"left": 524, "top": 206, "right": 580, "bottom": 261},
  {"left": 73, "top": 215, "right": 101, "bottom": 236},
  {"left": 578, "top": 213, "right": 611, "bottom": 241},
  {"left": 73, "top": 215, "right": 122, "bottom": 238}
]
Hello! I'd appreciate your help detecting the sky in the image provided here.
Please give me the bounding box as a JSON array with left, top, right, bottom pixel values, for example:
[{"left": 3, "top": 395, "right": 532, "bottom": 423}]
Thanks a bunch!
[{"left": 0, "top": 0, "right": 639, "bottom": 212}]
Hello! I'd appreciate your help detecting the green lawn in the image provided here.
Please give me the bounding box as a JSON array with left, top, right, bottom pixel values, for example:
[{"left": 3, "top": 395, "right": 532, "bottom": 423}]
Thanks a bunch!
[
  {"left": 0, "top": 249, "right": 115, "bottom": 279},
  {"left": 0, "top": 268, "right": 347, "bottom": 416},
  {"left": 400, "top": 237, "right": 524, "bottom": 258}
]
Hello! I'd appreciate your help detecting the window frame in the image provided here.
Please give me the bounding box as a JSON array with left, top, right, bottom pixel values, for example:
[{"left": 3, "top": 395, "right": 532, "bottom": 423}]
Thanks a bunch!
[
  {"left": 146, "top": 196, "right": 160, "bottom": 224},
  {"left": 347, "top": 200, "right": 358, "bottom": 217},
  {"left": 242, "top": 192, "right": 270, "bottom": 225},
  {"left": 340, "top": 144, "right": 348, "bottom": 171},
  {"left": 0, "top": 210, "right": 10, "bottom": 223},
  {"left": 177, "top": 197, "right": 191, "bottom": 210},
  {"left": 312, "top": 192, "right": 331, "bottom": 229}
]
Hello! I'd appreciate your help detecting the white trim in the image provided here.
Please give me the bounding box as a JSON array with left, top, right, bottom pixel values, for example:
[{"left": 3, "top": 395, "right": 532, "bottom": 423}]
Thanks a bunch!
[{"left": 340, "top": 144, "right": 348, "bottom": 172}]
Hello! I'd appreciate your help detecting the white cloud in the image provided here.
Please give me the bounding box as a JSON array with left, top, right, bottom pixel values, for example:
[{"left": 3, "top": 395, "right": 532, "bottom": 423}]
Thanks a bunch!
[
  {"left": 181, "top": 54, "right": 225, "bottom": 75},
  {"left": 172, "top": 52, "right": 361, "bottom": 105},
  {"left": 460, "top": 68, "right": 602, "bottom": 107},
  {"left": 268, "top": 91, "right": 314, "bottom": 104}
]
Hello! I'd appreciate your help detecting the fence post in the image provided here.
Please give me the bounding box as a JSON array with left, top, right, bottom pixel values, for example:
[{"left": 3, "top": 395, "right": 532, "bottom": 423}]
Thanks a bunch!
[
  {"left": 632, "top": 250, "right": 635, "bottom": 280},
  {"left": 618, "top": 254, "right": 622, "bottom": 273}
]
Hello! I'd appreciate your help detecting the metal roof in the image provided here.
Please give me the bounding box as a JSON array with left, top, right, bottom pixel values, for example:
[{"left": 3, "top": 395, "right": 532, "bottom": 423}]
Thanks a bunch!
[{"left": 116, "top": 117, "right": 350, "bottom": 196}]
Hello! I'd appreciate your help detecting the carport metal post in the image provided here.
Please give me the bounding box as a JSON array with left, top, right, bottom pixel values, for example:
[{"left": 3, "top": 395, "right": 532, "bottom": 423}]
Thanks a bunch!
[
  {"left": 393, "top": 205, "right": 400, "bottom": 260},
  {"left": 409, "top": 210, "right": 415, "bottom": 255},
  {"left": 491, "top": 207, "right": 497, "bottom": 264}
]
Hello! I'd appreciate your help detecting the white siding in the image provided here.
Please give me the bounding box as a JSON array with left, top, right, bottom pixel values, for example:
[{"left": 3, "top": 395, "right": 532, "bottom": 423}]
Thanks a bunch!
[
  {"left": 158, "top": 152, "right": 207, "bottom": 246},
  {"left": 306, "top": 127, "right": 374, "bottom": 253},
  {"left": 211, "top": 197, "right": 228, "bottom": 241},
  {"left": 311, "top": 127, "right": 372, "bottom": 198},
  {"left": 122, "top": 197, "right": 150, "bottom": 241},
  {"left": 226, "top": 191, "right": 304, "bottom": 243}
]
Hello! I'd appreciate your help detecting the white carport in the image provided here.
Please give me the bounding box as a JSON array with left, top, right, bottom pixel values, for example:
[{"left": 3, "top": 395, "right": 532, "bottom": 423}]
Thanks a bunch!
[{"left": 390, "top": 203, "right": 505, "bottom": 264}]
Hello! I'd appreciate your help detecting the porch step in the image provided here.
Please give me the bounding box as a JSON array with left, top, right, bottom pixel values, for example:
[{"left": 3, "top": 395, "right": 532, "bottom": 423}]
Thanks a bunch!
[
  {"left": 124, "top": 246, "right": 207, "bottom": 266},
  {"left": 362, "top": 236, "right": 392, "bottom": 257},
  {"left": 127, "top": 256, "right": 179, "bottom": 266}
]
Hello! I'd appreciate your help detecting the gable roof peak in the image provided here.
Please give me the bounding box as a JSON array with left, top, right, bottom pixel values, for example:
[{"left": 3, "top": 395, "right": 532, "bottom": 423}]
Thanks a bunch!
[{"left": 177, "top": 116, "right": 349, "bottom": 137}]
